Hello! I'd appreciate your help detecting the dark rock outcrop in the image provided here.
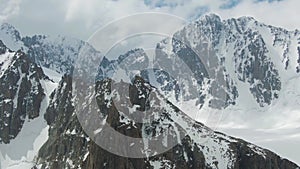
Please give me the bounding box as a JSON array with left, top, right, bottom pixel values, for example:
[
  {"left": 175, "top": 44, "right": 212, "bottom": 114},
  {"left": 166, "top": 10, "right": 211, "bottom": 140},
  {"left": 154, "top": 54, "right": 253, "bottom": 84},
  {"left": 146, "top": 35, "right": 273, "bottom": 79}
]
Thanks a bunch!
[{"left": 0, "top": 41, "right": 46, "bottom": 143}]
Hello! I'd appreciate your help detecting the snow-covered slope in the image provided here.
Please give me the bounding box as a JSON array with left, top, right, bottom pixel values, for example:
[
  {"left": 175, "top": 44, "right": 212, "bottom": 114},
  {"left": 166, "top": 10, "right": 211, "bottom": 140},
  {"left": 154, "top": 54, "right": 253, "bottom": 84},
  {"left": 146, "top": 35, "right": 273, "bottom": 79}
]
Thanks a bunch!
[
  {"left": 0, "top": 40, "right": 60, "bottom": 169},
  {"left": 0, "top": 78, "right": 57, "bottom": 169},
  {"left": 0, "top": 43, "right": 15, "bottom": 78}
]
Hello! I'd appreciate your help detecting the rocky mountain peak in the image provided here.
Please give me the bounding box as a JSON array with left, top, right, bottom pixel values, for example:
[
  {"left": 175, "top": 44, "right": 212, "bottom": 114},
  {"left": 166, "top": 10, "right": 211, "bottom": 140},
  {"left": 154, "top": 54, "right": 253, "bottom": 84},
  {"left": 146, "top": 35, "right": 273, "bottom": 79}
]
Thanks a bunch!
[
  {"left": 0, "top": 23, "right": 25, "bottom": 52},
  {"left": 0, "top": 23, "right": 21, "bottom": 41},
  {"left": 199, "top": 13, "right": 222, "bottom": 22}
]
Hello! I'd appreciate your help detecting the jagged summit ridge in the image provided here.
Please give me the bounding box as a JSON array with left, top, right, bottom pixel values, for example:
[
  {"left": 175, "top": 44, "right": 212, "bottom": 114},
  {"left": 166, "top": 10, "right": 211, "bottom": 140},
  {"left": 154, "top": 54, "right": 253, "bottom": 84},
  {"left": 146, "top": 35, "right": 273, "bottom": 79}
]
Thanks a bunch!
[{"left": 0, "top": 23, "right": 102, "bottom": 75}]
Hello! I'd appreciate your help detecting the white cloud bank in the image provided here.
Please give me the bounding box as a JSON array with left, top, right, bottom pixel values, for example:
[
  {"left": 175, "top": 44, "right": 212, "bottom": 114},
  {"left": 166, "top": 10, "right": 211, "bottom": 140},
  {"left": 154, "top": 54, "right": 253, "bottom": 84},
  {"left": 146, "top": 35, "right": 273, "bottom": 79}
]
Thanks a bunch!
[
  {"left": 2, "top": 0, "right": 299, "bottom": 39},
  {"left": 0, "top": 0, "right": 21, "bottom": 22},
  {"left": 62, "top": 0, "right": 300, "bottom": 32},
  {"left": 214, "top": 0, "right": 300, "bottom": 30}
]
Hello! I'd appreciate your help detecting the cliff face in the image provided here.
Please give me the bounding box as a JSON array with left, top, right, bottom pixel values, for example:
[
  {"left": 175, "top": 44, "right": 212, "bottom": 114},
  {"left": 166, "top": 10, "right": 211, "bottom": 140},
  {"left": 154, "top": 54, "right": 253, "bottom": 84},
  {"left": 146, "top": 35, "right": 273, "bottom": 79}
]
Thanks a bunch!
[{"left": 0, "top": 40, "right": 46, "bottom": 144}]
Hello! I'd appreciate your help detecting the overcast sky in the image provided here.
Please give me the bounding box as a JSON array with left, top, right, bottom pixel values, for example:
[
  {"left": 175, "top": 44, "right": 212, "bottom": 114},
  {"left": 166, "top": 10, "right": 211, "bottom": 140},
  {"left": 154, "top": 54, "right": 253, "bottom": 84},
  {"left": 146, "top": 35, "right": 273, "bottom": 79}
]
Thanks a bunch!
[{"left": 0, "top": 0, "right": 299, "bottom": 40}]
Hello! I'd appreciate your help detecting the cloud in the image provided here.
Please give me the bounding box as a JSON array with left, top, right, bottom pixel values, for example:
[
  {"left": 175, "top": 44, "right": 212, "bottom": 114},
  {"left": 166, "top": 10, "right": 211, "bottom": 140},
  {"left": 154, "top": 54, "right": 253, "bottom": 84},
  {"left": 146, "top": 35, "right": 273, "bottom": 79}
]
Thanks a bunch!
[
  {"left": 0, "top": 0, "right": 21, "bottom": 22},
  {"left": 214, "top": 0, "right": 300, "bottom": 30},
  {"left": 62, "top": 0, "right": 225, "bottom": 34},
  {"left": 2, "top": 0, "right": 299, "bottom": 40},
  {"left": 59, "top": 0, "right": 300, "bottom": 39},
  {"left": 64, "top": 0, "right": 151, "bottom": 30}
]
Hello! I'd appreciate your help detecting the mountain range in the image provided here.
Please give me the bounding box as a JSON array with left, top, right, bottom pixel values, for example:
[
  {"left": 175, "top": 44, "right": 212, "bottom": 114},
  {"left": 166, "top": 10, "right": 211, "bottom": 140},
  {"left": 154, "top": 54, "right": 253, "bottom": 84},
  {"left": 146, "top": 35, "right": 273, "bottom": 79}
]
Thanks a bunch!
[{"left": 0, "top": 14, "right": 299, "bottom": 169}]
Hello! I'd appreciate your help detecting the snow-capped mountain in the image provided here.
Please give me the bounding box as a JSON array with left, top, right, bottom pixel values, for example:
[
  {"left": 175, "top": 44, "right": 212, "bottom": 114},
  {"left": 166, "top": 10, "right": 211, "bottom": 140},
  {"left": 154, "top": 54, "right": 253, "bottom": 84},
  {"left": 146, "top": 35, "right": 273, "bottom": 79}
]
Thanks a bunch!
[
  {"left": 99, "top": 14, "right": 300, "bottom": 111},
  {"left": 96, "top": 14, "right": 300, "bottom": 148},
  {"left": 0, "top": 23, "right": 26, "bottom": 52},
  {"left": 0, "top": 23, "right": 102, "bottom": 75},
  {"left": 0, "top": 13, "right": 300, "bottom": 169},
  {"left": 173, "top": 14, "right": 299, "bottom": 108}
]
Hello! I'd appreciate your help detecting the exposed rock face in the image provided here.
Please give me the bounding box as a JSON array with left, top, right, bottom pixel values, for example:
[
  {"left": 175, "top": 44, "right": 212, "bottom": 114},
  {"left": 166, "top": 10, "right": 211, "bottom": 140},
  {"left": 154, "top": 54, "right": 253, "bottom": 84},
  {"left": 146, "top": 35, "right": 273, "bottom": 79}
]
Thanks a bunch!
[
  {"left": 165, "top": 14, "right": 283, "bottom": 107},
  {"left": 34, "top": 75, "right": 299, "bottom": 169},
  {"left": 0, "top": 40, "right": 46, "bottom": 143},
  {"left": 223, "top": 16, "right": 281, "bottom": 106},
  {"left": 37, "top": 75, "right": 89, "bottom": 169}
]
